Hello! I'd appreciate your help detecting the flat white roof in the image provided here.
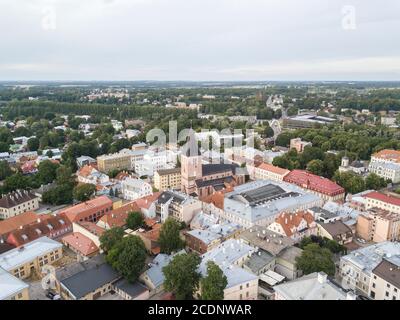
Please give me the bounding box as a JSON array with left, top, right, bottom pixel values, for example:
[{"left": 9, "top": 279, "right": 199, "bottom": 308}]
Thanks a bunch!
[
  {"left": 0, "top": 236, "right": 62, "bottom": 271},
  {"left": 0, "top": 267, "right": 29, "bottom": 300},
  {"left": 260, "top": 270, "right": 285, "bottom": 286}
]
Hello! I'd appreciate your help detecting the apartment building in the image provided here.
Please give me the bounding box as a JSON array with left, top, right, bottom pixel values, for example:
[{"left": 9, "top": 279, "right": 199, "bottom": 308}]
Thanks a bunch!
[
  {"left": 369, "top": 258, "right": 400, "bottom": 300},
  {"left": 121, "top": 177, "right": 152, "bottom": 201},
  {"left": 339, "top": 241, "right": 400, "bottom": 296},
  {"left": 0, "top": 190, "right": 40, "bottom": 219},
  {"left": 250, "top": 162, "right": 290, "bottom": 182},
  {"left": 156, "top": 190, "right": 202, "bottom": 224},
  {"left": 97, "top": 149, "right": 133, "bottom": 173},
  {"left": 199, "top": 239, "right": 258, "bottom": 300},
  {"left": 0, "top": 236, "right": 63, "bottom": 280},
  {"left": 185, "top": 222, "right": 241, "bottom": 254},
  {"left": 154, "top": 168, "right": 181, "bottom": 191},
  {"left": 363, "top": 191, "right": 400, "bottom": 214},
  {"left": 357, "top": 209, "right": 400, "bottom": 242}
]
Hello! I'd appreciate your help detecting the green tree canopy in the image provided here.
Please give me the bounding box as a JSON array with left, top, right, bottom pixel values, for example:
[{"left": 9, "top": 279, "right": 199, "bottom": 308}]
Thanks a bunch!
[
  {"left": 163, "top": 253, "right": 201, "bottom": 300},
  {"left": 306, "top": 159, "right": 324, "bottom": 176},
  {"left": 36, "top": 160, "right": 60, "bottom": 185},
  {"left": 106, "top": 235, "right": 147, "bottom": 283},
  {"left": 27, "top": 137, "right": 40, "bottom": 151},
  {"left": 0, "top": 161, "right": 13, "bottom": 181},
  {"left": 365, "top": 173, "right": 387, "bottom": 190},
  {"left": 126, "top": 211, "right": 144, "bottom": 230},
  {"left": 159, "top": 217, "right": 185, "bottom": 254},
  {"left": 200, "top": 261, "right": 227, "bottom": 300},
  {"left": 295, "top": 243, "right": 336, "bottom": 276},
  {"left": 73, "top": 183, "right": 96, "bottom": 202},
  {"left": 100, "top": 227, "right": 125, "bottom": 252}
]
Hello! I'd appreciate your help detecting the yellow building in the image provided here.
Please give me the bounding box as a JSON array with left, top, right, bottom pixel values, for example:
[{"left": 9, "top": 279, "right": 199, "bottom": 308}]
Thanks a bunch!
[
  {"left": 154, "top": 168, "right": 181, "bottom": 191},
  {"left": 0, "top": 236, "right": 63, "bottom": 280},
  {"left": 97, "top": 150, "right": 132, "bottom": 173},
  {"left": 0, "top": 190, "right": 40, "bottom": 219},
  {"left": 0, "top": 267, "right": 30, "bottom": 300}
]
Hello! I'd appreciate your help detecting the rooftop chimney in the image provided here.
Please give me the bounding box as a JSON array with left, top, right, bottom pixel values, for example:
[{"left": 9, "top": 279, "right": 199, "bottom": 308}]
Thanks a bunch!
[{"left": 317, "top": 272, "right": 327, "bottom": 284}]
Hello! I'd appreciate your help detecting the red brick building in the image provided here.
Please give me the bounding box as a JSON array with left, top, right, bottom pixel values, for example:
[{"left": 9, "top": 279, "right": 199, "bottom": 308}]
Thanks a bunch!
[
  {"left": 60, "top": 196, "right": 113, "bottom": 224},
  {"left": 283, "top": 170, "right": 345, "bottom": 203}
]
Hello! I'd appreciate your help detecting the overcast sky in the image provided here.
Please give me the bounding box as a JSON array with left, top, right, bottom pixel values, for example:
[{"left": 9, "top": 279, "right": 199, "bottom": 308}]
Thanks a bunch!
[{"left": 1, "top": 0, "right": 399, "bottom": 81}]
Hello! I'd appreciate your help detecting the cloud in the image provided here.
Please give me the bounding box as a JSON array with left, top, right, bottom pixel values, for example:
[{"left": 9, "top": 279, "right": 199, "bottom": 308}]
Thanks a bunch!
[{"left": 0, "top": 0, "right": 399, "bottom": 80}]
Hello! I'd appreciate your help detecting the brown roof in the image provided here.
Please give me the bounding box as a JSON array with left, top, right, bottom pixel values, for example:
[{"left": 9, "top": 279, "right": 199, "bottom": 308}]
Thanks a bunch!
[
  {"left": 283, "top": 170, "right": 345, "bottom": 196},
  {"left": 76, "top": 221, "right": 105, "bottom": 237},
  {"left": 0, "top": 211, "right": 38, "bottom": 237},
  {"left": 156, "top": 168, "right": 181, "bottom": 176},
  {"left": 319, "top": 220, "right": 352, "bottom": 238},
  {"left": 372, "top": 149, "right": 400, "bottom": 163},
  {"left": 7, "top": 213, "right": 72, "bottom": 247},
  {"left": 373, "top": 259, "right": 400, "bottom": 289},
  {"left": 98, "top": 209, "right": 131, "bottom": 228},
  {"left": 77, "top": 165, "right": 96, "bottom": 177},
  {"left": 257, "top": 162, "right": 290, "bottom": 176},
  {"left": 275, "top": 211, "right": 315, "bottom": 237},
  {"left": 0, "top": 190, "right": 38, "bottom": 208},
  {"left": 60, "top": 196, "right": 112, "bottom": 223},
  {"left": 62, "top": 232, "right": 99, "bottom": 256},
  {"left": 114, "top": 171, "right": 131, "bottom": 181},
  {"left": 135, "top": 192, "right": 161, "bottom": 210}
]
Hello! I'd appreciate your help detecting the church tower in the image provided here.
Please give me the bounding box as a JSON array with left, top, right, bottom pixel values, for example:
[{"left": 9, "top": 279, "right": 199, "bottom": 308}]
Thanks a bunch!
[{"left": 181, "top": 129, "right": 202, "bottom": 195}]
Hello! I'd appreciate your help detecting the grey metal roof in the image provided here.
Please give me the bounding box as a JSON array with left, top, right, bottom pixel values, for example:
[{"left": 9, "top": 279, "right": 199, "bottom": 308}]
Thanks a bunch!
[
  {"left": 113, "top": 279, "right": 148, "bottom": 298},
  {"left": 60, "top": 263, "right": 120, "bottom": 299},
  {"left": 223, "top": 180, "right": 322, "bottom": 224},
  {"left": 144, "top": 250, "right": 186, "bottom": 288},
  {"left": 244, "top": 249, "right": 275, "bottom": 274},
  {"left": 55, "top": 254, "right": 106, "bottom": 282},
  {"left": 199, "top": 239, "right": 258, "bottom": 289},
  {"left": 341, "top": 242, "right": 400, "bottom": 275}
]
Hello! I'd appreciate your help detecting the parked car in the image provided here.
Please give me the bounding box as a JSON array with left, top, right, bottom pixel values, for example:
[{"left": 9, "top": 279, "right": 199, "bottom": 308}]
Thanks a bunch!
[{"left": 46, "top": 291, "right": 61, "bottom": 300}]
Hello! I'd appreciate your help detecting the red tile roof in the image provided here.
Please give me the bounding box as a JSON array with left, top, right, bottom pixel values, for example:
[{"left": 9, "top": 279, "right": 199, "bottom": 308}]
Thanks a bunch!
[
  {"left": 257, "top": 162, "right": 290, "bottom": 176},
  {"left": 76, "top": 221, "right": 105, "bottom": 237},
  {"left": 274, "top": 211, "right": 315, "bottom": 237},
  {"left": 372, "top": 149, "right": 400, "bottom": 163},
  {"left": 77, "top": 165, "right": 95, "bottom": 177},
  {"left": 6, "top": 213, "right": 72, "bottom": 247},
  {"left": 62, "top": 232, "right": 99, "bottom": 256},
  {"left": 363, "top": 191, "right": 400, "bottom": 207},
  {"left": 60, "top": 196, "right": 113, "bottom": 223},
  {"left": 283, "top": 170, "right": 345, "bottom": 196},
  {"left": 135, "top": 192, "right": 161, "bottom": 210},
  {"left": 0, "top": 211, "right": 38, "bottom": 237}
]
